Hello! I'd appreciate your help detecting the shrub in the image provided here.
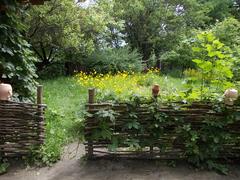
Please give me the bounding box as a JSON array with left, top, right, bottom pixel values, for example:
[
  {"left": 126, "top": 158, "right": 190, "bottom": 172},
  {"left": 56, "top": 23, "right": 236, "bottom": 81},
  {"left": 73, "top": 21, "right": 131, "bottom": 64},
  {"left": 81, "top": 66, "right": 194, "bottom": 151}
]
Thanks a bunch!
[
  {"left": 26, "top": 109, "right": 65, "bottom": 166},
  {"left": 0, "top": 3, "right": 37, "bottom": 101},
  {"left": 39, "top": 109, "right": 68, "bottom": 165},
  {"left": 183, "top": 69, "right": 201, "bottom": 78},
  {"left": 38, "top": 63, "right": 66, "bottom": 80},
  {"left": 160, "top": 38, "right": 195, "bottom": 71},
  {"left": 180, "top": 32, "right": 236, "bottom": 102},
  {"left": 83, "top": 47, "right": 143, "bottom": 74},
  {"left": 0, "top": 157, "right": 9, "bottom": 175},
  {"left": 86, "top": 97, "right": 239, "bottom": 174}
]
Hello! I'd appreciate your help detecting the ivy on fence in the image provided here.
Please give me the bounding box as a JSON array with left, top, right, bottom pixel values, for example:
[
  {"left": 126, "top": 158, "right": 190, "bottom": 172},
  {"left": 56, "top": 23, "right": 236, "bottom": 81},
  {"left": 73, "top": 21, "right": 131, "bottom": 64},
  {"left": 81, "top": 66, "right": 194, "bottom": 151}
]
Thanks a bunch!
[{"left": 85, "top": 96, "right": 240, "bottom": 173}]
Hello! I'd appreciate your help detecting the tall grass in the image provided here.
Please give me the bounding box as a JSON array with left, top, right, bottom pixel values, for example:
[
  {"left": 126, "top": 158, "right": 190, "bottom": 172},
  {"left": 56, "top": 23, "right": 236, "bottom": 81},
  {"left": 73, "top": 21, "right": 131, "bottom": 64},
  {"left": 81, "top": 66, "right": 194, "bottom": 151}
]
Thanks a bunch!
[
  {"left": 39, "top": 77, "right": 87, "bottom": 164},
  {"left": 43, "top": 77, "right": 87, "bottom": 132}
]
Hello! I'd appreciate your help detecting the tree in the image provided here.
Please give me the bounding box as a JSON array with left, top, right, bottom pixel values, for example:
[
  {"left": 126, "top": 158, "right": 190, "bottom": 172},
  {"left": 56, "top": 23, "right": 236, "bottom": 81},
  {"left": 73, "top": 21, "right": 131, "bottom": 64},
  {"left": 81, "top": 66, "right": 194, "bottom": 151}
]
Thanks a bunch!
[
  {"left": 99, "top": 0, "right": 212, "bottom": 65},
  {"left": 200, "top": 0, "right": 233, "bottom": 23},
  {"left": 212, "top": 18, "right": 240, "bottom": 80},
  {"left": 25, "top": 0, "right": 123, "bottom": 73},
  {"left": 25, "top": 0, "right": 88, "bottom": 71}
]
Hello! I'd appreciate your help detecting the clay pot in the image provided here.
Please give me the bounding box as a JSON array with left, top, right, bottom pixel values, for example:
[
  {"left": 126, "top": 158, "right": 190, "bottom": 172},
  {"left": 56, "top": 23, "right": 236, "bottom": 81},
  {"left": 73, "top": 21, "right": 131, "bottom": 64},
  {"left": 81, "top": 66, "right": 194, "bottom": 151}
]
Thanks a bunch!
[
  {"left": 0, "top": 83, "right": 12, "bottom": 101},
  {"left": 152, "top": 84, "right": 160, "bottom": 97},
  {"left": 224, "top": 89, "right": 238, "bottom": 106}
]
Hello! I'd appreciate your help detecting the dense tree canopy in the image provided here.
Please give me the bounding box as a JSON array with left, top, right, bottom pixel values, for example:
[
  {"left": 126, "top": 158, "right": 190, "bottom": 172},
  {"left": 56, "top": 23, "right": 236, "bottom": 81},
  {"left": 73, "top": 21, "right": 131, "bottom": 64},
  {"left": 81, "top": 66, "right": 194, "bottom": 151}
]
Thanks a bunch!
[{"left": 24, "top": 0, "right": 240, "bottom": 68}]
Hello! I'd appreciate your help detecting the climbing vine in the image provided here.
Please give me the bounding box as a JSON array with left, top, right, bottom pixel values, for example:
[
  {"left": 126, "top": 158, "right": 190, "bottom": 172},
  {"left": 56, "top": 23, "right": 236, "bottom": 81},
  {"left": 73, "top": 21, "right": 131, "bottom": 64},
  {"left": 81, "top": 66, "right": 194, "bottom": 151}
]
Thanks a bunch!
[{"left": 86, "top": 96, "right": 240, "bottom": 174}]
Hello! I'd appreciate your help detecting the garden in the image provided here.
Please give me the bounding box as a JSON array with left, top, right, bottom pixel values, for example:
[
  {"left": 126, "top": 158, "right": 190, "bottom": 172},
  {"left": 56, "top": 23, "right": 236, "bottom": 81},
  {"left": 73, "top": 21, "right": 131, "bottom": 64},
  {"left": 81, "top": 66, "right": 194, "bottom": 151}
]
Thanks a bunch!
[{"left": 1, "top": 0, "right": 240, "bottom": 179}]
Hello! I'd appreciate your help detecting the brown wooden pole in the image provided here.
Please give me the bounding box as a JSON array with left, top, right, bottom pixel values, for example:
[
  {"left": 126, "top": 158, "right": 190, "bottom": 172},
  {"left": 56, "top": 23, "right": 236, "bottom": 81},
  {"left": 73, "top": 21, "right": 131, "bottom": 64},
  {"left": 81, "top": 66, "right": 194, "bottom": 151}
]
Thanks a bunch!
[
  {"left": 88, "top": 88, "right": 95, "bottom": 105},
  {"left": 37, "top": 85, "right": 43, "bottom": 105},
  {"left": 150, "top": 87, "right": 158, "bottom": 156},
  {"left": 37, "top": 85, "right": 44, "bottom": 144},
  {"left": 87, "top": 88, "right": 95, "bottom": 159}
]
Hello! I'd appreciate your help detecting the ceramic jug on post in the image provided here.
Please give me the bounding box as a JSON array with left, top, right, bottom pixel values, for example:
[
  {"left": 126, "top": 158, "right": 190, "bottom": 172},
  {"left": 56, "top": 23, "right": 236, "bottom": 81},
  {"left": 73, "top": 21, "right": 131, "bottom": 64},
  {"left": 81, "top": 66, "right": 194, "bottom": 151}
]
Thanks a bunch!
[
  {"left": 224, "top": 89, "right": 238, "bottom": 106},
  {"left": 0, "top": 83, "right": 13, "bottom": 101}
]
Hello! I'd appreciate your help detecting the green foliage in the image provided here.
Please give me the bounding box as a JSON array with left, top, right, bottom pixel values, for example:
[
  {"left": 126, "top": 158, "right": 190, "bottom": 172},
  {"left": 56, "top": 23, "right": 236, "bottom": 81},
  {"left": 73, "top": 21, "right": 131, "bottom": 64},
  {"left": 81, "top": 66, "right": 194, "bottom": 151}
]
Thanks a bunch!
[
  {"left": 0, "top": 162, "right": 9, "bottom": 175},
  {"left": 0, "top": 156, "right": 9, "bottom": 174},
  {"left": 160, "top": 36, "right": 195, "bottom": 70},
  {"left": 213, "top": 18, "right": 240, "bottom": 48},
  {"left": 201, "top": 0, "right": 233, "bottom": 24},
  {"left": 111, "top": 0, "right": 203, "bottom": 61},
  {"left": 91, "top": 109, "right": 119, "bottom": 141},
  {"left": 38, "top": 62, "right": 66, "bottom": 79},
  {"left": 180, "top": 105, "right": 240, "bottom": 174},
  {"left": 0, "top": 3, "right": 37, "bottom": 100},
  {"left": 39, "top": 109, "right": 65, "bottom": 165},
  {"left": 212, "top": 18, "right": 240, "bottom": 80},
  {"left": 186, "top": 32, "right": 234, "bottom": 100},
  {"left": 25, "top": 77, "right": 86, "bottom": 165},
  {"left": 25, "top": 0, "right": 90, "bottom": 62},
  {"left": 26, "top": 109, "right": 65, "bottom": 165},
  {"left": 25, "top": 0, "right": 123, "bottom": 71},
  {"left": 88, "top": 96, "right": 240, "bottom": 174},
  {"left": 84, "top": 47, "right": 143, "bottom": 73}
]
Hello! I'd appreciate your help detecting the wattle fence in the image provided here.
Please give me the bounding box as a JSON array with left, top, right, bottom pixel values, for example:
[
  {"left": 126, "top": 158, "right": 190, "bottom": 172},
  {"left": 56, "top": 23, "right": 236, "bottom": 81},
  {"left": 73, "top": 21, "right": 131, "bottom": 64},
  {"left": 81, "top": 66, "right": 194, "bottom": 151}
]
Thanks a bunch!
[
  {"left": 0, "top": 86, "right": 46, "bottom": 157},
  {"left": 84, "top": 89, "right": 240, "bottom": 160}
]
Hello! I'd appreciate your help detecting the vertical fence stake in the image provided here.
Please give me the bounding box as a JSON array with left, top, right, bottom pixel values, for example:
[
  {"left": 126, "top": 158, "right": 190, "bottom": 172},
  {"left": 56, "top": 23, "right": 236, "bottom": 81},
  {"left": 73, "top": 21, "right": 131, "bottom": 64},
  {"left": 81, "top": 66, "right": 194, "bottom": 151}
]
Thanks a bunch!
[
  {"left": 37, "top": 85, "right": 43, "bottom": 105},
  {"left": 37, "top": 85, "right": 44, "bottom": 144},
  {"left": 87, "top": 88, "right": 95, "bottom": 159},
  {"left": 150, "top": 85, "right": 159, "bottom": 157}
]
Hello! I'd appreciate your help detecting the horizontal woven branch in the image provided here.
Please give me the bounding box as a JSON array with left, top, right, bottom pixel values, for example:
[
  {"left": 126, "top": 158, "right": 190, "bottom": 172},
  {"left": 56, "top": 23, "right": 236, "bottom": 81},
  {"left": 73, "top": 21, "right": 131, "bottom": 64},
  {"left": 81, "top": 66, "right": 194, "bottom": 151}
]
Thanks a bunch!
[
  {"left": 0, "top": 100, "right": 46, "bottom": 157},
  {"left": 85, "top": 102, "right": 240, "bottom": 159}
]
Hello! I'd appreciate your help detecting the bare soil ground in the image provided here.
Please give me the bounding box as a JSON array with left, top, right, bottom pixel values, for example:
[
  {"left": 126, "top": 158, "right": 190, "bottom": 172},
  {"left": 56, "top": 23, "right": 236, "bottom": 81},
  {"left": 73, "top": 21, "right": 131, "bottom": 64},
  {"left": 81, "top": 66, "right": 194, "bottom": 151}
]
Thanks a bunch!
[{"left": 1, "top": 143, "right": 240, "bottom": 180}]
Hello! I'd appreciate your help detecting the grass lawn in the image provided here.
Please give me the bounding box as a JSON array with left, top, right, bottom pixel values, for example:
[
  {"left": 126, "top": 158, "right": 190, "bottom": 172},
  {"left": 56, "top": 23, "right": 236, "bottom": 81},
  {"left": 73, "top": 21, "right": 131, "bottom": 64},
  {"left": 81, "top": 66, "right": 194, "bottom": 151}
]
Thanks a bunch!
[
  {"left": 39, "top": 77, "right": 87, "bottom": 164},
  {"left": 42, "top": 77, "right": 87, "bottom": 134}
]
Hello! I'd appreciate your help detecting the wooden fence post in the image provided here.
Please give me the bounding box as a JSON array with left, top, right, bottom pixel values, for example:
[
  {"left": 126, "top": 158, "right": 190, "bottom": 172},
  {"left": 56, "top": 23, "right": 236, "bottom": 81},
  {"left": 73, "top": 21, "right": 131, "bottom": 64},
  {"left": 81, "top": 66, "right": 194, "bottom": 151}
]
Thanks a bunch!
[
  {"left": 88, "top": 88, "right": 95, "bottom": 106},
  {"left": 150, "top": 85, "right": 159, "bottom": 157},
  {"left": 87, "top": 88, "right": 95, "bottom": 159},
  {"left": 37, "top": 85, "right": 44, "bottom": 144},
  {"left": 37, "top": 85, "right": 43, "bottom": 105}
]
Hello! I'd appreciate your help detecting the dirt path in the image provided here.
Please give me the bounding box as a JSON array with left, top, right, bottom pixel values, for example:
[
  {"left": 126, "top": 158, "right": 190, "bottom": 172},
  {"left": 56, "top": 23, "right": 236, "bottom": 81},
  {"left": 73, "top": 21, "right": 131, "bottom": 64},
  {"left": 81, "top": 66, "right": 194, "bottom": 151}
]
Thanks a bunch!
[{"left": 1, "top": 143, "right": 240, "bottom": 180}]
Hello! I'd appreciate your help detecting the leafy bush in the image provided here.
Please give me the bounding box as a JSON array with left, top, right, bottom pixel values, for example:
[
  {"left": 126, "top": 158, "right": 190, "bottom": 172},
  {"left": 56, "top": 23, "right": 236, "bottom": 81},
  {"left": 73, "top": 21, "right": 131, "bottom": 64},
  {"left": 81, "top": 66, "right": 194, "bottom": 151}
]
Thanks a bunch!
[
  {"left": 84, "top": 47, "right": 143, "bottom": 73},
  {"left": 39, "top": 109, "right": 65, "bottom": 165},
  {"left": 160, "top": 37, "right": 195, "bottom": 71},
  {"left": 0, "top": 162, "right": 9, "bottom": 174},
  {"left": 183, "top": 32, "right": 235, "bottom": 101},
  {"left": 0, "top": 6, "right": 37, "bottom": 99},
  {"left": 86, "top": 96, "right": 240, "bottom": 174},
  {"left": 0, "top": 3, "right": 37, "bottom": 100},
  {"left": 26, "top": 109, "right": 65, "bottom": 166},
  {"left": 213, "top": 18, "right": 240, "bottom": 48},
  {"left": 212, "top": 18, "right": 240, "bottom": 81},
  {"left": 38, "top": 63, "right": 66, "bottom": 80},
  {"left": 183, "top": 69, "right": 201, "bottom": 78},
  {"left": 0, "top": 156, "right": 9, "bottom": 175}
]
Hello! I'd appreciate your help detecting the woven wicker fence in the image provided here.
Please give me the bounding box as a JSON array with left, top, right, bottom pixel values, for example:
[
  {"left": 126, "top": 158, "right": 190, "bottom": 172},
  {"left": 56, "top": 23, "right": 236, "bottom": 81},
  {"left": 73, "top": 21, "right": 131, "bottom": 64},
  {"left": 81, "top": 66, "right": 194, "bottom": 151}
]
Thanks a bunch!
[
  {"left": 84, "top": 89, "right": 240, "bottom": 159},
  {"left": 0, "top": 86, "right": 46, "bottom": 157}
]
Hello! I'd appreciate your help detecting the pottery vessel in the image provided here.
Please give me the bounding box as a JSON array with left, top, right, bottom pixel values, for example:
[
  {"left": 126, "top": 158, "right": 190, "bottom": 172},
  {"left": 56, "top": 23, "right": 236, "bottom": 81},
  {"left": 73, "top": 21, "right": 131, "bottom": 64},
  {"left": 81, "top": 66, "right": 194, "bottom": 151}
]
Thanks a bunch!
[
  {"left": 152, "top": 84, "right": 160, "bottom": 97},
  {"left": 224, "top": 89, "right": 238, "bottom": 105},
  {"left": 0, "top": 83, "right": 12, "bottom": 101}
]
